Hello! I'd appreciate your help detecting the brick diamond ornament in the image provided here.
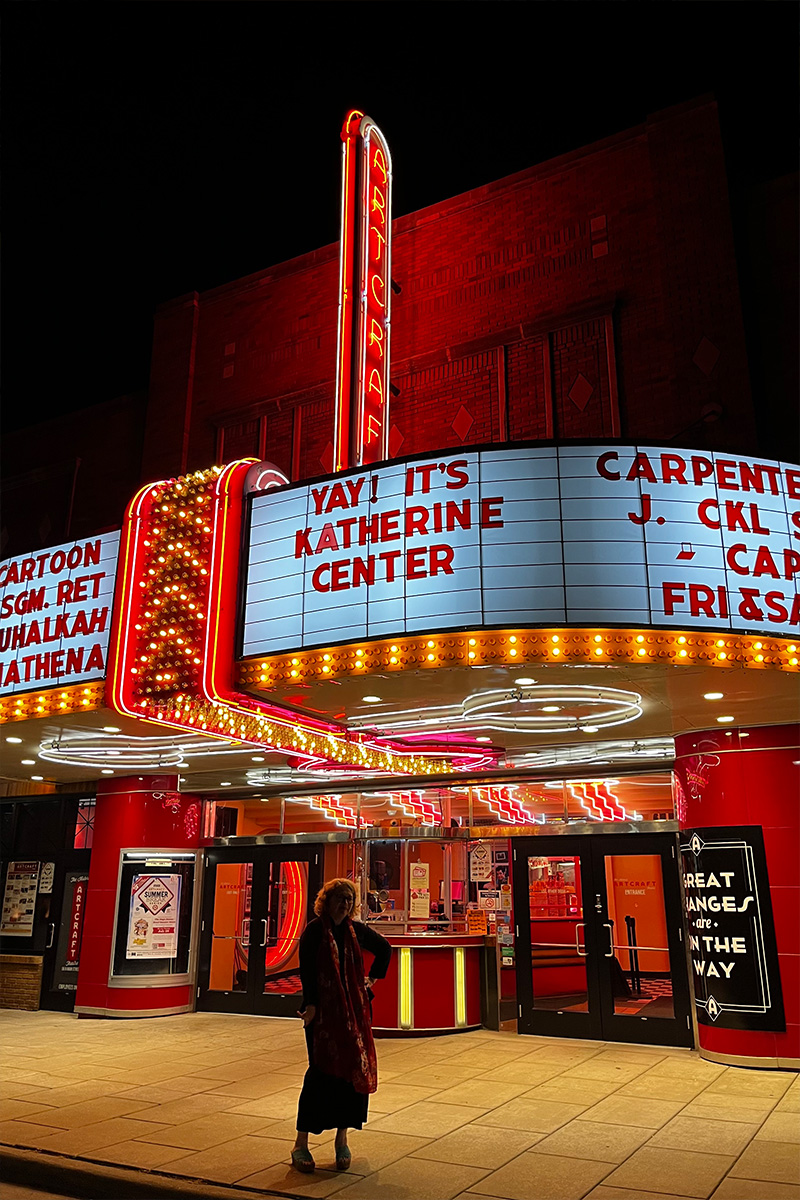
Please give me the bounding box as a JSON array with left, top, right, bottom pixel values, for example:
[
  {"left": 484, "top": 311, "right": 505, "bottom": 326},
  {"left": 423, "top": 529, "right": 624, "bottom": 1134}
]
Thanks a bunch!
[
  {"left": 319, "top": 442, "right": 334, "bottom": 474},
  {"left": 388, "top": 424, "right": 405, "bottom": 457},
  {"left": 693, "top": 337, "right": 720, "bottom": 376},
  {"left": 452, "top": 405, "right": 474, "bottom": 443},
  {"left": 568, "top": 373, "right": 594, "bottom": 411}
]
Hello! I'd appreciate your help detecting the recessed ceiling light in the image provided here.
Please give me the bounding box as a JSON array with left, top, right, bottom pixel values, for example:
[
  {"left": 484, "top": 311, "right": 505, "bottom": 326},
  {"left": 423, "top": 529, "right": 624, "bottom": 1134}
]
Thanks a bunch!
[
  {"left": 220, "top": 781, "right": 232, "bottom": 787},
  {"left": 475, "top": 736, "right": 492, "bottom": 743},
  {"left": 101, "top": 769, "right": 114, "bottom": 775},
  {"left": 102, "top": 726, "right": 121, "bottom": 733},
  {"left": 21, "top": 759, "right": 36, "bottom": 765},
  {"left": 260, "top": 798, "right": 269, "bottom": 803},
  {"left": 5, "top": 737, "right": 22, "bottom": 744},
  {"left": 31, "top": 775, "right": 43, "bottom": 781},
  {"left": 179, "top": 777, "right": 186, "bottom": 783},
  {"left": 362, "top": 695, "right": 381, "bottom": 703},
  {"left": 716, "top": 716, "right": 735, "bottom": 723},
  {"left": 582, "top": 726, "right": 599, "bottom": 733},
  {"left": 252, "top": 756, "right": 265, "bottom": 762},
  {"left": 516, "top": 678, "right": 535, "bottom": 685},
  {"left": 541, "top": 705, "right": 561, "bottom": 712},
  {"left": 703, "top": 693, "right": 723, "bottom": 701}
]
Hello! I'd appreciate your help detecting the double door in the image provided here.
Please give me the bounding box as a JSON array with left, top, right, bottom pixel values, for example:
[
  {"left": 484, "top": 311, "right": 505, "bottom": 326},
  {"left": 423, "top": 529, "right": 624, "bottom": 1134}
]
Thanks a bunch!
[
  {"left": 197, "top": 846, "right": 321, "bottom": 1017},
  {"left": 512, "top": 833, "right": 692, "bottom": 1047}
]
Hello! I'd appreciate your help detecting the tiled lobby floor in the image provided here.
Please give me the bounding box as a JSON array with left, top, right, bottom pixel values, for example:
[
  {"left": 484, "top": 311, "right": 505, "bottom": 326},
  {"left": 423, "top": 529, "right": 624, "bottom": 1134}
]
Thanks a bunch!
[{"left": 0, "top": 1010, "right": 798, "bottom": 1200}]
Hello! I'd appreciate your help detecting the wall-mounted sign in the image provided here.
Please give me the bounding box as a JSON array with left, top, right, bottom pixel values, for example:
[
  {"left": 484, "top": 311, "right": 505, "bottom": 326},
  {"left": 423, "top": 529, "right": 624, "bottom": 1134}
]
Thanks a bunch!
[
  {"left": 680, "top": 826, "right": 785, "bottom": 1031},
  {"left": 241, "top": 445, "right": 799, "bottom": 656},
  {"left": 126, "top": 874, "right": 182, "bottom": 960},
  {"left": 1, "top": 861, "right": 40, "bottom": 937},
  {"left": 0, "top": 531, "right": 120, "bottom": 695},
  {"left": 39, "top": 862, "right": 55, "bottom": 895},
  {"left": 410, "top": 862, "right": 429, "bottom": 891},
  {"left": 334, "top": 111, "right": 393, "bottom": 471},
  {"left": 52, "top": 872, "right": 89, "bottom": 990},
  {"left": 470, "top": 842, "right": 493, "bottom": 882}
]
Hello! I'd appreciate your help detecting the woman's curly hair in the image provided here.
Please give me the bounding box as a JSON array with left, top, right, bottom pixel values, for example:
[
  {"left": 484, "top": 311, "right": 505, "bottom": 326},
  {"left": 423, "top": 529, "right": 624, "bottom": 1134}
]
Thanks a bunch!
[{"left": 313, "top": 877, "right": 359, "bottom": 919}]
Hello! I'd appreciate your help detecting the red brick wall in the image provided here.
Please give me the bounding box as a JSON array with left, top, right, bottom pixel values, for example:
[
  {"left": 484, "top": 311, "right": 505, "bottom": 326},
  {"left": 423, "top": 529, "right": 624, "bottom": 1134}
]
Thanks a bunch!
[{"left": 142, "top": 98, "right": 757, "bottom": 487}]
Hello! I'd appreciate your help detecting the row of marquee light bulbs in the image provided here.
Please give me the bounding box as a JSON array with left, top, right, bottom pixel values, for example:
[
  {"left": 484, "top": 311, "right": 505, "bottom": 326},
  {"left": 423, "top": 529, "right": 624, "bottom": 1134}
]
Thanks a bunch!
[{"left": 248, "top": 629, "right": 800, "bottom": 686}]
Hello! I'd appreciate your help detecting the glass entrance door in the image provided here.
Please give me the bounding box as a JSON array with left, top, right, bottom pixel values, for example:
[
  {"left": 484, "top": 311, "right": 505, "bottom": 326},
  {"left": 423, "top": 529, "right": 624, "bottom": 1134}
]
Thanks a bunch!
[
  {"left": 197, "top": 846, "right": 321, "bottom": 1017},
  {"left": 512, "top": 834, "right": 692, "bottom": 1047}
]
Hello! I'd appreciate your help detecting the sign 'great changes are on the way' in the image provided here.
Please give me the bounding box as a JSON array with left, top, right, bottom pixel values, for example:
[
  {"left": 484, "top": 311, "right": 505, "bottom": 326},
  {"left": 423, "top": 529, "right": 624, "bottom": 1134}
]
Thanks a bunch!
[{"left": 241, "top": 444, "right": 800, "bottom": 655}]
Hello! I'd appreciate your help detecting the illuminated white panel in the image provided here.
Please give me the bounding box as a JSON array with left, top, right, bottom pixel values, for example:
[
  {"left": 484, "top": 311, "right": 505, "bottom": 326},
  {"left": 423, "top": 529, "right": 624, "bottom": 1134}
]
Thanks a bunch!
[
  {"left": 239, "top": 445, "right": 800, "bottom": 654},
  {"left": 0, "top": 531, "right": 121, "bottom": 695}
]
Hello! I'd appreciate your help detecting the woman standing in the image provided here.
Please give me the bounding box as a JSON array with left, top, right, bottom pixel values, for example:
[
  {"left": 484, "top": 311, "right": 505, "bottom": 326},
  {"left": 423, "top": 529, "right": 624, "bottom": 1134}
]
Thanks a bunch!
[{"left": 291, "top": 878, "right": 391, "bottom": 1173}]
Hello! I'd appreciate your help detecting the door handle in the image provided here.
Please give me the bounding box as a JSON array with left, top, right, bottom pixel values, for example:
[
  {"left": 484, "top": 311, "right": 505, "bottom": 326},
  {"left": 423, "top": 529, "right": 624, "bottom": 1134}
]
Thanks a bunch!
[
  {"left": 46, "top": 922, "right": 55, "bottom": 949},
  {"left": 260, "top": 918, "right": 268, "bottom": 947},
  {"left": 239, "top": 919, "right": 250, "bottom": 946},
  {"left": 602, "top": 923, "right": 615, "bottom": 957},
  {"left": 574, "top": 922, "right": 587, "bottom": 957}
]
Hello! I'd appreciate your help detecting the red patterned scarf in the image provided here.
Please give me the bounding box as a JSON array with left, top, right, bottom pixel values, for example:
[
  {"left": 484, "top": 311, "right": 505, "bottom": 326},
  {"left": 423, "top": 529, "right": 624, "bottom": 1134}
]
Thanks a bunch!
[{"left": 312, "top": 916, "right": 378, "bottom": 1094}]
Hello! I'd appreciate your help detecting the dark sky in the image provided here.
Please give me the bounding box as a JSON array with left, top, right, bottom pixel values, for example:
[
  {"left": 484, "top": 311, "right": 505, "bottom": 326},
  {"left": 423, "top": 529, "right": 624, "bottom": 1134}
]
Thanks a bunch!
[{"left": 3, "top": 4, "right": 797, "bottom": 433}]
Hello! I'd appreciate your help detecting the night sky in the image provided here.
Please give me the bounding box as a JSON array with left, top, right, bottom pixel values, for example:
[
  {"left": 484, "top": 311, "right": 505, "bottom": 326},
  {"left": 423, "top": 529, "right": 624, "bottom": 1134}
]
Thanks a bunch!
[{"left": 3, "top": 4, "right": 797, "bottom": 433}]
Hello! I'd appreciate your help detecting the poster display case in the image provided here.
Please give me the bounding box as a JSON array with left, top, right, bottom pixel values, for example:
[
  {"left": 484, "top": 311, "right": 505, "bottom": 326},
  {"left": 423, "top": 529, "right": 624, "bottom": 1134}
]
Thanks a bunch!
[{"left": 109, "top": 850, "right": 200, "bottom": 986}]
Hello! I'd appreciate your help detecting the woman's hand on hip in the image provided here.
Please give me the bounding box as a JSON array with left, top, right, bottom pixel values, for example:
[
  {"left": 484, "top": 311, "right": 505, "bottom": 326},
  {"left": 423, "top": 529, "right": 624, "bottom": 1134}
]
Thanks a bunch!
[{"left": 298, "top": 1005, "right": 316, "bottom": 1026}]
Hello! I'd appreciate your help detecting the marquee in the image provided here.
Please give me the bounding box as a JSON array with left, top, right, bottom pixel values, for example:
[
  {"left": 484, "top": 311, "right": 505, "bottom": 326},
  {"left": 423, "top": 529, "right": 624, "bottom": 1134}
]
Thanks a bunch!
[{"left": 242, "top": 443, "right": 800, "bottom": 656}]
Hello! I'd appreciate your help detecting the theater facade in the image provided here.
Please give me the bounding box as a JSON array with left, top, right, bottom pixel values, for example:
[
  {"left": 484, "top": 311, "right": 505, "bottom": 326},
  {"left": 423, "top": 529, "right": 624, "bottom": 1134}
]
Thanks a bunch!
[{"left": 1, "top": 98, "right": 797, "bottom": 1070}]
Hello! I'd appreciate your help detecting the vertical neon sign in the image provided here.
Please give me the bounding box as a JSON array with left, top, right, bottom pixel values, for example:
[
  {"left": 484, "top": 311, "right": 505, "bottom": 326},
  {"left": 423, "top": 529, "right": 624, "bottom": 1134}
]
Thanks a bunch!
[{"left": 333, "top": 110, "right": 393, "bottom": 471}]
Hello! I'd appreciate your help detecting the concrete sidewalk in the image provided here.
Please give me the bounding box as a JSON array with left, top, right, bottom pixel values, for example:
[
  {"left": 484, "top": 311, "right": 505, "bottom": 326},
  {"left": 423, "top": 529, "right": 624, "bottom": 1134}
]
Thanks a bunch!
[{"left": 0, "top": 1010, "right": 798, "bottom": 1200}]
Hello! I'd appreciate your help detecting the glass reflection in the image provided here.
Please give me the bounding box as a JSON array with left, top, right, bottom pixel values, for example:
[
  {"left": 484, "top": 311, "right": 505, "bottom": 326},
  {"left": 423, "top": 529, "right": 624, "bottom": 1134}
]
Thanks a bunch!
[
  {"left": 603, "top": 853, "right": 674, "bottom": 1018},
  {"left": 528, "top": 855, "right": 589, "bottom": 1013}
]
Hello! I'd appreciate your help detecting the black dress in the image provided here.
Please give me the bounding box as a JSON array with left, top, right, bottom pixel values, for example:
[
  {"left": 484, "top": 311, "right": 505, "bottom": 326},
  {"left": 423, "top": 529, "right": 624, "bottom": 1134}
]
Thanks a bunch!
[{"left": 296, "top": 917, "right": 391, "bottom": 1134}]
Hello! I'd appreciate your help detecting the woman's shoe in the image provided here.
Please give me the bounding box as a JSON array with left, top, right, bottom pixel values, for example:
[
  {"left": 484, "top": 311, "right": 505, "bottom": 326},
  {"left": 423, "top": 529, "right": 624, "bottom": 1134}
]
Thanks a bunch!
[
  {"left": 291, "top": 1147, "right": 315, "bottom": 1173},
  {"left": 335, "top": 1146, "right": 351, "bottom": 1171}
]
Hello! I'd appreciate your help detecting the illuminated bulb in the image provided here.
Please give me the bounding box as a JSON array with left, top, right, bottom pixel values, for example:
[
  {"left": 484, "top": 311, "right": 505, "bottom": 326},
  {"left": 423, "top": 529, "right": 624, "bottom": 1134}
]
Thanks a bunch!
[
  {"left": 390, "top": 645, "right": 398, "bottom": 652},
  {"left": 356, "top": 649, "right": 364, "bottom": 657},
  {"left": 551, "top": 635, "right": 560, "bottom": 643},
  {"left": 469, "top": 639, "right": 476, "bottom": 646},
  {"left": 552, "top": 648, "right": 560, "bottom": 656},
  {"left": 427, "top": 653, "right": 435, "bottom": 661},
  {"left": 788, "top": 645, "right": 797, "bottom": 653},
  {"left": 717, "top": 716, "right": 735, "bottom": 723},
  {"left": 754, "top": 642, "right": 763, "bottom": 650},
  {"left": 509, "top": 636, "right": 517, "bottom": 644},
  {"left": 594, "top": 635, "right": 603, "bottom": 643},
  {"left": 509, "top": 648, "right": 517, "bottom": 656},
  {"left": 636, "top": 635, "right": 645, "bottom": 643},
  {"left": 791, "top": 657, "right": 799, "bottom": 666},
  {"left": 756, "top": 654, "right": 764, "bottom": 662},
  {"left": 468, "top": 652, "right": 476, "bottom": 659},
  {"left": 542, "top": 706, "right": 560, "bottom": 712},
  {"left": 637, "top": 648, "right": 647, "bottom": 656},
  {"left": 718, "top": 652, "right": 727, "bottom": 660},
  {"left": 594, "top": 648, "right": 603, "bottom": 656},
  {"left": 390, "top": 657, "right": 397, "bottom": 664},
  {"left": 427, "top": 641, "right": 435, "bottom": 648},
  {"left": 678, "top": 636, "right": 687, "bottom": 644}
]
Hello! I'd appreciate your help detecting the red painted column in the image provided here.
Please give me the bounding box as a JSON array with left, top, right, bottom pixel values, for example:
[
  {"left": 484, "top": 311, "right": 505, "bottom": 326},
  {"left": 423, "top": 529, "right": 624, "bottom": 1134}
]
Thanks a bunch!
[
  {"left": 674, "top": 724, "right": 800, "bottom": 1067},
  {"left": 75, "top": 775, "right": 202, "bottom": 1018}
]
